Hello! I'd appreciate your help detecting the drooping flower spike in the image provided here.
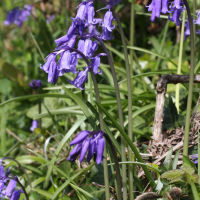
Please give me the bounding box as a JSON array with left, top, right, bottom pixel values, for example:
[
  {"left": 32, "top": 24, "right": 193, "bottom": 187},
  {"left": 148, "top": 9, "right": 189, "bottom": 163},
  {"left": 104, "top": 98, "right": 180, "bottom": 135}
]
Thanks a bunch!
[
  {"left": 4, "top": 5, "right": 32, "bottom": 27},
  {"left": 146, "top": 0, "right": 185, "bottom": 23},
  {"left": 0, "top": 164, "right": 23, "bottom": 200},
  {"left": 67, "top": 130, "right": 105, "bottom": 164},
  {"left": 40, "top": 0, "right": 117, "bottom": 87}
]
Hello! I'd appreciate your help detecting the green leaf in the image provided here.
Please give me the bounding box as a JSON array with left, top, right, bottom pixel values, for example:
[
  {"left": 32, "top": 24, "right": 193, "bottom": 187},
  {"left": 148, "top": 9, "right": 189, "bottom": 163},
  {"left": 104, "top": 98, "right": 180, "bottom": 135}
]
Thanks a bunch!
[
  {"left": 2, "top": 62, "right": 19, "bottom": 80},
  {"left": 32, "top": 188, "right": 53, "bottom": 198},
  {"left": 6, "top": 155, "right": 46, "bottom": 167},
  {"left": 163, "top": 97, "right": 185, "bottom": 130},
  {"left": 62, "top": 87, "right": 97, "bottom": 129},
  {"left": 182, "top": 155, "right": 197, "bottom": 171},
  {"left": 45, "top": 116, "right": 86, "bottom": 187},
  {"left": 51, "top": 163, "right": 96, "bottom": 200},
  {"left": 0, "top": 94, "right": 71, "bottom": 107},
  {"left": 127, "top": 46, "right": 178, "bottom": 67},
  {"left": 161, "top": 169, "right": 185, "bottom": 180},
  {"left": 95, "top": 101, "right": 156, "bottom": 189},
  {"left": 162, "top": 147, "right": 173, "bottom": 171},
  {"left": 115, "top": 103, "right": 156, "bottom": 139},
  {"left": 0, "top": 78, "right": 11, "bottom": 95},
  {"left": 172, "top": 149, "right": 180, "bottom": 169}
]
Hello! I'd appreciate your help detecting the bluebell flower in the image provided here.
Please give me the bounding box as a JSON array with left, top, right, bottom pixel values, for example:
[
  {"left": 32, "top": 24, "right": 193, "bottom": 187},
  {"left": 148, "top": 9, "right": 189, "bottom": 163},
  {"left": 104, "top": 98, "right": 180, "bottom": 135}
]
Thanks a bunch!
[
  {"left": 190, "top": 154, "right": 198, "bottom": 164},
  {"left": 174, "top": 0, "right": 182, "bottom": 9},
  {"left": 29, "top": 79, "right": 41, "bottom": 89},
  {"left": 77, "top": 39, "right": 85, "bottom": 58},
  {"left": 0, "top": 162, "right": 24, "bottom": 200},
  {"left": 30, "top": 120, "right": 38, "bottom": 132},
  {"left": 67, "top": 144, "right": 82, "bottom": 162},
  {"left": 0, "top": 180, "right": 4, "bottom": 192},
  {"left": 161, "top": 0, "right": 169, "bottom": 14},
  {"left": 91, "top": 53, "right": 106, "bottom": 74},
  {"left": 4, "top": 8, "right": 17, "bottom": 25},
  {"left": 40, "top": 53, "right": 57, "bottom": 73},
  {"left": 67, "top": 67, "right": 89, "bottom": 90},
  {"left": 4, "top": 5, "right": 32, "bottom": 27},
  {"left": 68, "top": 130, "right": 105, "bottom": 164},
  {"left": 48, "top": 62, "right": 59, "bottom": 85},
  {"left": 101, "top": 10, "right": 115, "bottom": 32},
  {"left": 2, "top": 178, "right": 17, "bottom": 198},
  {"left": 10, "top": 190, "right": 22, "bottom": 200},
  {"left": 146, "top": 0, "right": 185, "bottom": 22},
  {"left": 0, "top": 165, "right": 5, "bottom": 178},
  {"left": 101, "top": 27, "right": 113, "bottom": 40},
  {"left": 55, "top": 22, "right": 78, "bottom": 46},
  {"left": 184, "top": 19, "right": 190, "bottom": 41},
  {"left": 194, "top": 12, "right": 200, "bottom": 25},
  {"left": 89, "top": 24, "right": 101, "bottom": 36},
  {"left": 70, "top": 130, "right": 90, "bottom": 146},
  {"left": 72, "top": 2, "right": 87, "bottom": 25},
  {"left": 58, "top": 51, "right": 79, "bottom": 75},
  {"left": 168, "top": 4, "right": 184, "bottom": 26},
  {"left": 55, "top": 35, "right": 77, "bottom": 50},
  {"left": 18, "top": 5, "right": 32, "bottom": 22},
  {"left": 87, "top": 2, "right": 96, "bottom": 24}
]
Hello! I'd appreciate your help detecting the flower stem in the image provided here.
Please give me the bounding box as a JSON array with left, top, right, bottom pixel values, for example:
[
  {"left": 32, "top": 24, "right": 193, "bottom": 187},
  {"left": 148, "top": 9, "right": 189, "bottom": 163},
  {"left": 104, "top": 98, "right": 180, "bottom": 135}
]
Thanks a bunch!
[
  {"left": 112, "top": 9, "right": 134, "bottom": 199},
  {"left": 176, "top": 10, "right": 186, "bottom": 114},
  {"left": 1, "top": 96, "right": 6, "bottom": 155},
  {"left": 104, "top": 133, "right": 122, "bottom": 200},
  {"left": 129, "top": 0, "right": 135, "bottom": 198},
  {"left": 93, "top": 35, "right": 127, "bottom": 198},
  {"left": 70, "top": 47, "right": 110, "bottom": 200},
  {"left": 182, "top": 0, "right": 195, "bottom": 156}
]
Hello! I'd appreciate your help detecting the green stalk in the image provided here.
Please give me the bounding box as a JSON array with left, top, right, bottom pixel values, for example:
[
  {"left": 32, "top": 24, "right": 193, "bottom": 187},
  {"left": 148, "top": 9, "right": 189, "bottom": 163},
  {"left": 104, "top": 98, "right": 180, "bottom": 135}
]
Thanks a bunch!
[
  {"left": 176, "top": 10, "right": 186, "bottom": 114},
  {"left": 129, "top": 0, "right": 135, "bottom": 198},
  {"left": 75, "top": 49, "right": 110, "bottom": 200},
  {"left": 104, "top": 134, "right": 122, "bottom": 200},
  {"left": 90, "top": 70, "right": 110, "bottom": 200},
  {"left": 1, "top": 96, "right": 6, "bottom": 154},
  {"left": 72, "top": 48, "right": 110, "bottom": 199},
  {"left": 38, "top": 89, "right": 42, "bottom": 128},
  {"left": 130, "top": 0, "right": 135, "bottom": 76},
  {"left": 183, "top": 0, "right": 195, "bottom": 156},
  {"left": 112, "top": 9, "right": 134, "bottom": 199},
  {"left": 198, "top": 128, "right": 200, "bottom": 184},
  {"left": 88, "top": 73, "right": 93, "bottom": 104},
  {"left": 93, "top": 35, "right": 127, "bottom": 198},
  {"left": 190, "top": 179, "right": 200, "bottom": 200}
]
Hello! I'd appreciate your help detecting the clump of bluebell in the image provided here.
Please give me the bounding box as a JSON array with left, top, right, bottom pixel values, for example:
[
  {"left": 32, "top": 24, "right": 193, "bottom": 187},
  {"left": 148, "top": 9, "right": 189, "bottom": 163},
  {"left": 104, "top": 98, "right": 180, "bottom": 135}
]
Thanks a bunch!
[
  {"left": 147, "top": 0, "right": 186, "bottom": 23},
  {"left": 67, "top": 130, "right": 105, "bottom": 164},
  {"left": 40, "top": 1, "right": 116, "bottom": 90},
  {"left": 0, "top": 165, "right": 24, "bottom": 200},
  {"left": 147, "top": 0, "right": 200, "bottom": 39},
  {"left": 4, "top": 5, "right": 32, "bottom": 27}
]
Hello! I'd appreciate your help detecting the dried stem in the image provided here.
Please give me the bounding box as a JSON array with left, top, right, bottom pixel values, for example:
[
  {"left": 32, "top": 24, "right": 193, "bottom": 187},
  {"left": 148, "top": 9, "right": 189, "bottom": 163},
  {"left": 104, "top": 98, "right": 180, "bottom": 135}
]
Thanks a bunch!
[{"left": 153, "top": 74, "right": 200, "bottom": 142}]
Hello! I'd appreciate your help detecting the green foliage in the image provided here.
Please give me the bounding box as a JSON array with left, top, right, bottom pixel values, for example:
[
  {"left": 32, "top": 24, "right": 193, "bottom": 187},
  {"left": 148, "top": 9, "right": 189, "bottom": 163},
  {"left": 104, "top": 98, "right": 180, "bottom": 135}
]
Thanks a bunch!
[{"left": 0, "top": 0, "right": 200, "bottom": 199}]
